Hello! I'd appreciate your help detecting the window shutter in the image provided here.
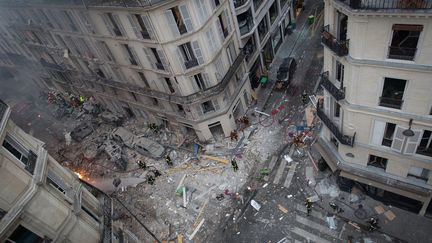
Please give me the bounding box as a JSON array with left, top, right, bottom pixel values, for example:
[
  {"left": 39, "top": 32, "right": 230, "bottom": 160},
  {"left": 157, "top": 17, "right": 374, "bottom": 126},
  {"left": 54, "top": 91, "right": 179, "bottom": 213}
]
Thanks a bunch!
[
  {"left": 404, "top": 130, "right": 422, "bottom": 155},
  {"left": 143, "top": 48, "right": 156, "bottom": 69},
  {"left": 127, "top": 15, "right": 142, "bottom": 39},
  {"left": 129, "top": 46, "right": 141, "bottom": 66},
  {"left": 176, "top": 48, "right": 186, "bottom": 71},
  {"left": 101, "top": 14, "right": 114, "bottom": 36},
  {"left": 164, "top": 10, "right": 180, "bottom": 37},
  {"left": 192, "top": 40, "right": 204, "bottom": 64},
  {"left": 156, "top": 49, "right": 168, "bottom": 70},
  {"left": 216, "top": 19, "right": 225, "bottom": 42},
  {"left": 202, "top": 72, "right": 211, "bottom": 88},
  {"left": 391, "top": 126, "right": 405, "bottom": 153},
  {"left": 112, "top": 14, "right": 125, "bottom": 36},
  {"left": 195, "top": 0, "right": 208, "bottom": 24},
  {"left": 213, "top": 99, "right": 220, "bottom": 110},
  {"left": 371, "top": 120, "right": 386, "bottom": 146},
  {"left": 179, "top": 5, "right": 194, "bottom": 32},
  {"left": 223, "top": 9, "right": 232, "bottom": 32},
  {"left": 140, "top": 15, "right": 155, "bottom": 39},
  {"left": 205, "top": 28, "right": 216, "bottom": 55}
]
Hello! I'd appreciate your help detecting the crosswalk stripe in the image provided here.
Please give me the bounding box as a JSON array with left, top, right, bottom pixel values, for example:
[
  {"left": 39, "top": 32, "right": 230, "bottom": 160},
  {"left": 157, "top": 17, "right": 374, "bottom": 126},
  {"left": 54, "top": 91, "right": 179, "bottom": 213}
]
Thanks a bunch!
[
  {"left": 264, "top": 156, "right": 279, "bottom": 181},
  {"left": 296, "top": 215, "right": 339, "bottom": 238},
  {"left": 295, "top": 204, "right": 324, "bottom": 219},
  {"left": 283, "top": 162, "right": 298, "bottom": 188},
  {"left": 290, "top": 227, "right": 332, "bottom": 243},
  {"left": 273, "top": 159, "right": 287, "bottom": 184}
]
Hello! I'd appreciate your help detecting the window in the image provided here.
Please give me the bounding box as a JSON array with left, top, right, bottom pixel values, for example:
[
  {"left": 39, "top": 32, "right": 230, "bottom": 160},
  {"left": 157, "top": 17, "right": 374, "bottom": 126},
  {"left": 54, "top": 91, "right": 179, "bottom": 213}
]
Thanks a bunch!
[
  {"left": 382, "top": 123, "right": 396, "bottom": 147},
  {"left": 334, "top": 102, "right": 340, "bottom": 118},
  {"left": 6, "top": 225, "right": 44, "bottom": 243},
  {"left": 102, "top": 13, "right": 124, "bottom": 37},
  {"left": 193, "top": 73, "right": 208, "bottom": 91},
  {"left": 179, "top": 42, "right": 198, "bottom": 69},
  {"left": 122, "top": 44, "right": 139, "bottom": 66},
  {"left": 171, "top": 6, "right": 187, "bottom": 34},
  {"left": 129, "top": 14, "right": 152, "bottom": 39},
  {"left": 368, "top": 155, "right": 388, "bottom": 170},
  {"left": 335, "top": 60, "right": 344, "bottom": 84},
  {"left": 202, "top": 101, "right": 215, "bottom": 113},
  {"left": 217, "top": 10, "right": 231, "bottom": 39},
  {"left": 150, "top": 48, "right": 164, "bottom": 70},
  {"left": 137, "top": 72, "right": 149, "bottom": 88},
  {"left": 213, "top": 0, "right": 220, "bottom": 7},
  {"left": 2, "top": 135, "right": 36, "bottom": 174},
  {"left": 379, "top": 78, "right": 406, "bottom": 109},
  {"left": 417, "top": 130, "right": 432, "bottom": 157},
  {"left": 388, "top": 24, "right": 422, "bottom": 61},
  {"left": 98, "top": 41, "right": 114, "bottom": 62},
  {"left": 407, "top": 166, "right": 430, "bottom": 182},
  {"left": 237, "top": 10, "right": 253, "bottom": 36},
  {"left": 253, "top": 0, "right": 264, "bottom": 10},
  {"left": 244, "top": 36, "right": 256, "bottom": 62},
  {"left": 330, "top": 136, "right": 339, "bottom": 148},
  {"left": 258, "top": 17, "right": 269, "bottom": 41},
  {"left": 62, "top": 10, "right": 78, "bottom": 32},
  {"left": 269, "top": 2, "right": 278, "bottom": 24},
  {"left": 82, "top": 205, "right": 100, "bottom": 223},
  {"left": 165, "top": 78, "right": 175, "bottom": 93}
]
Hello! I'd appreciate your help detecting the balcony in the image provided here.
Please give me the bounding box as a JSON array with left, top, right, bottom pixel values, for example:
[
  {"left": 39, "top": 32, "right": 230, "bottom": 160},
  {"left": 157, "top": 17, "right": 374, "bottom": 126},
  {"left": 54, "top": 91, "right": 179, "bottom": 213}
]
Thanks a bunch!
[
  {"left": 321, "top": 72, "right": 345, "bottom": 101},
  {"left": 388, "top": 46, "right": 417, "bottom": 60},
  {"left": 337, "top": 0, "right": 432, "bottom": 10},
  {"left": 316, "top": 105, "right": 355, "bottom": 146},
  {"left": 185, "top": 59, "right": 199, "bottom": 69},
  {"left": 379, "top": 97, "right": 403, "bottom": 109},
  {"left": 321, "top": 25, "right": 349, "bottom": 56}
]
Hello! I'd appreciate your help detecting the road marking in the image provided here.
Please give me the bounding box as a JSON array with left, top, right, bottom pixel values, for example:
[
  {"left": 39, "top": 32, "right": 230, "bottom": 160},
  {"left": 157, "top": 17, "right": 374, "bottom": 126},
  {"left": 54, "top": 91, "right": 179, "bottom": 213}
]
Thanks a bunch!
[
  {"left": 290, "top": 227, "right": 332, "bottom": 243},
  {"left": 295, "top": 204, "right": 324, "bottom": 220},
  {"left": 273, "top": 159, "right": 287, "bottom": 184},
  {"left": 296, "top": 215, "right": 339, "bottom": 238},
  {"left": 264, "top": 156, "right": 278, "bottom": 181},
  {"left": 283, "top": 162, "right": 298, "bottom": 188}
]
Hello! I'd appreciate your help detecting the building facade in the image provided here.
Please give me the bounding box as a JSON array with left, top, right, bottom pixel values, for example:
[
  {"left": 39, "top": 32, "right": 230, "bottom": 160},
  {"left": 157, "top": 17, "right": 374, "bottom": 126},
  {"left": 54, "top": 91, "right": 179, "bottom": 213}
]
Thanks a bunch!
[
  {"left": 0, "top": 99, "right": 114, "bottom": 242},
  {"left": 233, "top": 0, "right": 297, "bottom": 89},
  {"left": 0, "top": 0, "right": 253, "bottom": 141},
  {"left": 316, "top": 0, "right": 432, "bottom": 216}
]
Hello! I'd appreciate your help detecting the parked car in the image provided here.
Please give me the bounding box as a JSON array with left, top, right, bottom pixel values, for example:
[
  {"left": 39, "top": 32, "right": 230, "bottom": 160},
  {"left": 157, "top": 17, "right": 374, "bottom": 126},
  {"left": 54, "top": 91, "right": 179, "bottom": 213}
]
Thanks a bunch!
[
  {"left": 110, "top": 127, "right": 165, "bottom": 158},
  {"left": 276, "top": 57, "right": 297, "bottom": 88}
]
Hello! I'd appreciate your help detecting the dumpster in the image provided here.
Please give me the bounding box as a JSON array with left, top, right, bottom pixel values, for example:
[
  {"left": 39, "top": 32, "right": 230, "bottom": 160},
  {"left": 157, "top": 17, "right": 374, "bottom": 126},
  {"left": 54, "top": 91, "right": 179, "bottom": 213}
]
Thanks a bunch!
[{"left": 308, "top": 15, "right": 315, "bottom": 25}]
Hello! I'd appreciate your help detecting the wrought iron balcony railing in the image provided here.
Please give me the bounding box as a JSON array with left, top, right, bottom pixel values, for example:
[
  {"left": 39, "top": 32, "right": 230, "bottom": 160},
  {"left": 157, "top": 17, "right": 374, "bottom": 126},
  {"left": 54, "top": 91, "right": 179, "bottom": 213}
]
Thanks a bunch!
[
  {"left": 337, "top": 0, "right": 432, "bottom": 10},
  {"left": 379, "top": 97, "right": 403, "bottom": 109},
  {"left": 321, "top": 25, "right": 349, "bottom": 57},
  {"left": 321, "top": 72, "right": 345, "bottom": 101},
  {"left": 317, "top": 104, "right": 355, "bottom": 146},
  {"left": 155, "top": 62, "right": 165, "bottom": 70}
]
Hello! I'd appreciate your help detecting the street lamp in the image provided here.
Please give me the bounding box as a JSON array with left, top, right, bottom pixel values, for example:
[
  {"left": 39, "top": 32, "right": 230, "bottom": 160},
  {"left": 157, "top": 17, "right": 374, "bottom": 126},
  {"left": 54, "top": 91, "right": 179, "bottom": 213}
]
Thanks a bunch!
[{"left": 402, "top": 119, "right": 415, "bottom": 137}]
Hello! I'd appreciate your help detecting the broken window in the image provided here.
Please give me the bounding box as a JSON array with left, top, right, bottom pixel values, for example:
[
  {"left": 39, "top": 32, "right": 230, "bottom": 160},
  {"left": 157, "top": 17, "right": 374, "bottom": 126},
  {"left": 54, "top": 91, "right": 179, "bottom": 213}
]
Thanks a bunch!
[
  {"left": 367, "top": 154, "right": 388, "bottom": 170},
  {"left": 6, "top": 225, "right": 45, "bottom": 243},
  {"left": 202, "top": 101, "right": 215, "bottom": 113},
  {"left": 417, "top": 130, "right": 432, "bottom": 157},
  {"left": 379, "top": 78, "right": 406, "bottom": 109},
  {"left": 388, "top": 24, "right": 422, "bottom": 61},
  {"left": 2, "top": 135, "right": 36, "bottom": 174},
  {"left": 407, "top": 166, "right": 430, "bottom": 182},
  {"left": 382, "top": 123, "right": 396, "bottom": 147}
]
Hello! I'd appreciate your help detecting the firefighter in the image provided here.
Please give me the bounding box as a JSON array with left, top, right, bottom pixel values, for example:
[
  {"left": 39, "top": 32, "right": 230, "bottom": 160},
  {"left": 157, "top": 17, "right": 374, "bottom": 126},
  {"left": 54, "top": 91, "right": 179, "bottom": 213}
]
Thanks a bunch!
[
  {"left": 305, "top": 198, "right": 312, "bottom": 216},
  {"left": 165, "top": 155, "right": 173, "bottom": 166},
  {"left": 231, "top": 158, "right": 239, "bottom": 172}
]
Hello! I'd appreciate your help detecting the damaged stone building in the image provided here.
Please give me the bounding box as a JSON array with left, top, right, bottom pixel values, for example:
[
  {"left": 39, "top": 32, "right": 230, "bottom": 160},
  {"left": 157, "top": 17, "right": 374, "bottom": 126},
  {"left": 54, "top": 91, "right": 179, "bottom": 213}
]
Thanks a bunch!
[
  {"left": 316, "top": 0, "right": 432, "bottom": 216},
  {"left": 0, "top": 99, "right": 129, "bottom": 242},
  {"left": 0, "top": 0, "right": 256, "bottom": 141}
]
